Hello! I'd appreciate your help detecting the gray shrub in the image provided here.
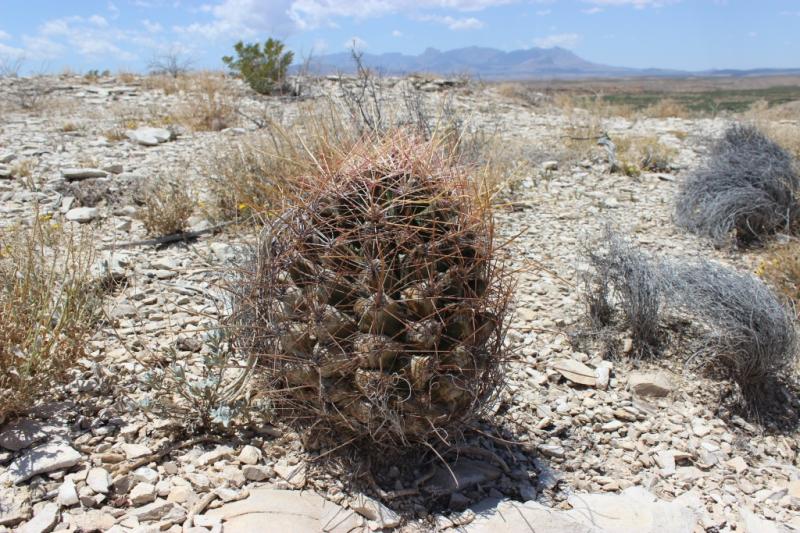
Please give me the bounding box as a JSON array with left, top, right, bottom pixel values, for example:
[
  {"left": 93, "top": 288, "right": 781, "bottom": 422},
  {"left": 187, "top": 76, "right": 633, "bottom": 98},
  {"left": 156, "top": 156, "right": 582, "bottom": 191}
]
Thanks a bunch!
[
  {"left": 675, "top": 123, "right": 799, "bottom": 246},
  {"left": 664, "top": 259, "right": 798, "bottom": 395},
  {"left": 583, "top": 227, "right": 663, "bottom": 355}
]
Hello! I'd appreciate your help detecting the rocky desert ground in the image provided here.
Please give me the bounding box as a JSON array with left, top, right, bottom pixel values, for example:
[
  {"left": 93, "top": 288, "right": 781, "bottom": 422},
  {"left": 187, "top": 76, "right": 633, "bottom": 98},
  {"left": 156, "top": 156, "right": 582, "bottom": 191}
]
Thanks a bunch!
[{"left": 1, "top": 72, "right": 799, "bottom": 533}]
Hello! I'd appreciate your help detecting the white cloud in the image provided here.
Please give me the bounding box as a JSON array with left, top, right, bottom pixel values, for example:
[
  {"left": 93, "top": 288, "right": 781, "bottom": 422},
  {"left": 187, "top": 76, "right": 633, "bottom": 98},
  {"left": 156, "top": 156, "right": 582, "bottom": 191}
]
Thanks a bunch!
[
  {"left": 583, "top": 0, "right": 678, "bottom": 8},
  {"left": 89, "top": 15, "right": 109, "bottom": 27},
  {"left": 0, "top": 42, "right": 25, "bottom": 59},
  {"left": 533, "top": 32, "right": 580, "bottom": 48},
  {"left": 536, "top": 9, "right": 552, "bottom": 15},
  {"left": 0, "top": 30, "right": 11, "bottom": 41},
  {"left": 176, "top": 0, "right": 515, "bottom": 37},
  {"left": 20, "top": 35, "right": 65, "bottom": 60},
  {"left": 392, "top": 29, "right": 403, "bottom": 37},
  {"left": 17, "top": 15, "right": 162, "bottom": 63},
  {"left": 421, "top": 14, "right": 484, "bottom": 29},
  {"left": 143, "top": 19, "right": 164, "bottom": 33},
  {"left": 582, "top": 7, "right": 603, "bottom": 14}
]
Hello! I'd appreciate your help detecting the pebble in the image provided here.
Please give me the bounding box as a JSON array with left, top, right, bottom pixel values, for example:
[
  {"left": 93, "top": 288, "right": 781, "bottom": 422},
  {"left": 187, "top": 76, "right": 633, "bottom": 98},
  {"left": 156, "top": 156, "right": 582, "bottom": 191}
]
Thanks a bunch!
[
  {"left": 58, "top": 478, "right": 80, "bottom": 506},
  {"left": 65, "top": 206, "right": 99, "bottom": 223},
  {"left": 130, "top": 482, "right": 157, "bottom": 505}
]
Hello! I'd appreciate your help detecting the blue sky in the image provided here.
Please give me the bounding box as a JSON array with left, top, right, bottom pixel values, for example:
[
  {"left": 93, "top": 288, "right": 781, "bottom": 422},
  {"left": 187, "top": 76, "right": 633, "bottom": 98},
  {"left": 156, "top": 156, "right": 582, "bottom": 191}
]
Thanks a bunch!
[{"left": 0, "top": 1, "right": 798, "bottom": 73}]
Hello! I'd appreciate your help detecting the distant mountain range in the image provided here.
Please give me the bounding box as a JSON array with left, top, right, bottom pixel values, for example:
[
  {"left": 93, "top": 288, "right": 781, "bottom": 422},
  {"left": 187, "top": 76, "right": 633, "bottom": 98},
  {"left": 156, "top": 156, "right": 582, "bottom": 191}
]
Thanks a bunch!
[{"left": 302, "top": 46, "right": 800, "bottom": 79}]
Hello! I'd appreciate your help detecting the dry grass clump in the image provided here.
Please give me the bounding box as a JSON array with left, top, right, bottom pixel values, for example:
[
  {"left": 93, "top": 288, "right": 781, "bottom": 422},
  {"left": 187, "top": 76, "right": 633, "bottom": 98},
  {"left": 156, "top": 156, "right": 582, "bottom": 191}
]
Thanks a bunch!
[
  {"left": 202, "top": 101, "right": 365, "bottom": 222},
  {"left": 582, "top": 228, "right": 798, "bottom": 403},
  {"left": 760, "top": 122, "right": 800, "bottom": 162},
  {"left": 495, "top": 82, "right": 548, "bottom": 107},
  {"left": 640, "top": 98, "right": 689, "bottom": 119},
  {"left": 176, "top": 73, "right": 235, "bottom": 132},
  {"left": 582, "top": 227, "right": 664, "bottom": 355},
  {"left": 665, "top": 259, "right": 798, "bottom": 398},
  {"left": 756, "top": 241, "right": 800, "bottom": 308},
  {"left": 231, "top": 132, "right": 511, "bottom": 451},
  {"left": 117, "top": 71, "right": 137, "bottom": 84},
  {"left": 138, "top": 177, "right": 196, "bottom": 236},
  {"left": 0, "top": 219, "right": 99, "bottom": 421},
  {"left": 616, "top": 135, "right": 677, "bottom": 177},
  {"left": 675, "top": 123, "right": 800, "bottom": 246}
]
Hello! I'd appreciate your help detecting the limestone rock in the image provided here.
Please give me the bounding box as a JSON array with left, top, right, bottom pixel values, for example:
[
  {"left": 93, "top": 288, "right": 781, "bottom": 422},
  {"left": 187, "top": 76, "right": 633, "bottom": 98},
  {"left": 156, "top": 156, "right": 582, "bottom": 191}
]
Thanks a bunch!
[
  {"left": 65, "top": 206, "right": 99, "bottom": 223},
  {"left": 553, "top": 359, "right": 597, "bottom": 387},
  {"left": 86, "top": 467, "right": 111, "bottom": 494},
  {"left": 350, "top": 493, "right": 400, "bottom": 529},
  {"left": 57, "top": 478, "right": 80, "bottom": 506},
  {"left": 126, "top": 127, "right": 173, "bottom": 146},
  {"left": 61, "top": 168, "right": 108, "bottom": 181},
  {"left": 274, "top": 459, "right": 306, "bottom": 488},
  {"left": 130, "top": 482, "right": 157, "bottom": 505},
  {"left": 627, "top": 371, "right": 673, "bottom": 397},
  {"left": 18, "top": 502, "right": 59, "bottom": 533},
  {"left": 0, "top": 419, "right": 48, "bottom": 451},
  {"left": 207, "top": 488, "right": 329, "bottom": 533},
  {"left": 467, "top": 499, "right": 596, "bottom": 533},
  {"left": 566, "top": 486, "right": 697, "bottom": 533},
  {"left": 121, "top": 443, "right": 152, "bottom": 460},
  {"left": 238, "top": 445, "right": 261, "bottom": 465},
  {"left": 6, "top": 443, "right": 82, "bottom": 484}
]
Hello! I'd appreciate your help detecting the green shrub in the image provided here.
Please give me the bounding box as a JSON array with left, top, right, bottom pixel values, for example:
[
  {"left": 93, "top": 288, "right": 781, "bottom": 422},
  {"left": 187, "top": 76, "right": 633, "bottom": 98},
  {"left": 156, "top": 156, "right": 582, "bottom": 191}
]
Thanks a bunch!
[{"left": 222, "top": 38, "right": 293, "bottom": 95}]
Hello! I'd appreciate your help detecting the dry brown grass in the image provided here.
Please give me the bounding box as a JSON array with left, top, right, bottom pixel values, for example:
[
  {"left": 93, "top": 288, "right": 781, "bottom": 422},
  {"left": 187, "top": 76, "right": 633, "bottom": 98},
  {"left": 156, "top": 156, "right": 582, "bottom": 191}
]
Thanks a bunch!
[
  {"left": 639, "top": 98, "right": 689, "bottom": 119},
  {"left": 175, "top": 73, "right": 235, "bottom": 132},
  {"left": 201, "top": 100, "right": 366, "bottom": 222},
  {"left": 0, "top": 217, "right": 99, "bottom": 421},
  {"left": 138, "top": 177, "right": 196, "bottom": 236},
  {"left": 615, "top": 135, "right": 678, "bottom": 177},
  {"left": 756, "top": 241, "right": 800, "bottom": 310},
  {"left": 739, "top": 100, "right": 800, "bottom": 162},
  {"left": 117, "top": 71, "right": 136, "bottom": 84},
  {"left": 495, "top": 82, "right": 548, "bottom": 107}
]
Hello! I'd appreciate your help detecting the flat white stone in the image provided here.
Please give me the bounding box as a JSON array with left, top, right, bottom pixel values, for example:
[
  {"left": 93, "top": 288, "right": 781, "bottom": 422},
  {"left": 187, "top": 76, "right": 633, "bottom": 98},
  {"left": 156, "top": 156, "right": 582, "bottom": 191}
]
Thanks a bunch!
[{"left": 7, "top": 443, "right": 82, "bottom": 484}]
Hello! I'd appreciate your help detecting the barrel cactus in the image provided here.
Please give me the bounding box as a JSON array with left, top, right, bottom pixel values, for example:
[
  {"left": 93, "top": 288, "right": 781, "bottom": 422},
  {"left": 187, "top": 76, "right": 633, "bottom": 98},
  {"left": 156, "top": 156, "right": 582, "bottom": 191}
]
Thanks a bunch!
[{"left": 234, "top": 134, "right": 510, "bottom": 449}]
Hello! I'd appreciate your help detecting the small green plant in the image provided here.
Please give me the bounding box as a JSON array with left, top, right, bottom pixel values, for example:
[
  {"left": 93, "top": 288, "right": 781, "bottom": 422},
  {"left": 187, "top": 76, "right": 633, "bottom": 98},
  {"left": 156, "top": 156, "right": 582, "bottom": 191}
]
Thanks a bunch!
[
  {"left": 137, "top": 329, "right": 271, "bottom": 432},
  {"left": 222, "top": 38, "right": 293, "bottom": 95}
]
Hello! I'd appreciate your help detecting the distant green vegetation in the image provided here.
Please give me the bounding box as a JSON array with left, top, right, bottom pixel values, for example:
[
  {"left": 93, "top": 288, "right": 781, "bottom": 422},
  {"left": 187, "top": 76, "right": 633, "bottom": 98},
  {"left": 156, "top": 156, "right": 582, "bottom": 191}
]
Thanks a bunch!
[{"left": 595, "top": 84, "right": 800, "bottom": 114}]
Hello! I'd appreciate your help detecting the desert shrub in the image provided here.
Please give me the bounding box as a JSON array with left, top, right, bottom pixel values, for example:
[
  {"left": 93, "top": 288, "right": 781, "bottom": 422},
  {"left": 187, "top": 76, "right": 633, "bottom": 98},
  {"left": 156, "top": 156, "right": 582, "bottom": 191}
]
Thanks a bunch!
[
  {"left": 148, "top": 48, "right": 192, "bottom": 78},
  {"left": 582, "top": 227, "right": 664, "bottom": 355},
  {"left": 664, "top": 259, "right": 797, "bottom": 397},
  {"left": 177, "top": 73, "right": 235, "bottom": 131},
  {"left": 222, "top": 38, "right": 293, "bottom": 95},
  {"left": 231, "top": 132, "right": 511, "bottom": 451},
  {"left": 138, "top": 177, "right": 196, "bottom": 236},
  {"left": 137, "top": 329, "right": 272, "bottom": 432},
  {"left": 675, "top": 123, "right": 800, "bottom": 246},
  {"left": 0, "top": 219, "right": 100, "bottom": 421},
  {"left": 616, "top": 135, "right": 677, "bottom": 177}
]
